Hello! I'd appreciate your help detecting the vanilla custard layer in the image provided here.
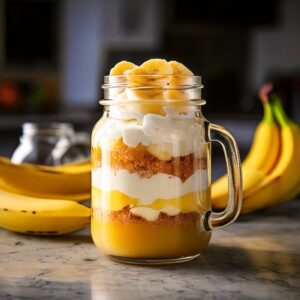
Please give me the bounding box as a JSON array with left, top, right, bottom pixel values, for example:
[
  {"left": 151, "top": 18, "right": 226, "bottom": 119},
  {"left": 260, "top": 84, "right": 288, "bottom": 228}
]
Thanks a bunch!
[
  {"left": 91, "top": 212, "right": 211, "bottom": 259},
  {"left": 92, "top": 187, "right": 210, "bottom": 220}
]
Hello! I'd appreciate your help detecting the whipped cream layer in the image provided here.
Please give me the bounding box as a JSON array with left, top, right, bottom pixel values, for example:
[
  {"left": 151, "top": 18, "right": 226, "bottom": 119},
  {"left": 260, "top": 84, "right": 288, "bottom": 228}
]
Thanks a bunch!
[
  {"left": 92, "top": 167, "right": 208, "bottom": 205},
  {"left": 93, "top": 107, "right": 205, "bottom": 158}
]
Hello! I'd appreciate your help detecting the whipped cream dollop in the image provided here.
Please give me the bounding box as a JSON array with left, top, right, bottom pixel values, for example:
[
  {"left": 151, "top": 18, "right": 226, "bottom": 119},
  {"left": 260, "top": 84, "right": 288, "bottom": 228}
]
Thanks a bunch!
[
  {"left": 93, "top": 106, "right": 205, "bottom": 158},
  {"left": 92, "top": 167, "right": 208, "bottom": 205}
]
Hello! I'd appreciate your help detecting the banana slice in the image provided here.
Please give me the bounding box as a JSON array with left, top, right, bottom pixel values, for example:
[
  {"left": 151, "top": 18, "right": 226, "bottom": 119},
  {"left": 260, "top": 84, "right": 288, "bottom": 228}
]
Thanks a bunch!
[
  {"left": 125, "top": 92, "right": 165, "bottom": 115},
  {"left": 167, "top": 60, "right": 194, "bottom": 103},
  {"left": 140, "top": 58, "right": 172, "bottom": 75},
  {"left": 109, "top": 61, "right": 137, "bottom": 75},
  {"left": 109, "top": 61, "right": 136, "bottom": 98},
  {"left": 125, "top": 66, "right": 149, "bottom": 85},
  {"left": 140, "top": 58, "right": 172, "bottom": 87},
  {"left": 169, "top": 60, "right": 193, "bottom": 89},
  {"left": 125, "top": 65, "right": 167, "bottom": 87},
  {"left": 147, "top": 144, "right": 172, "bottom": 161},
  {"left": 125, "top": 66, "right": 160, "bottom": 99},
  {"left": 125, "top": 66, "right": 165, "bottom": 114},
  {"left": 169, "top": 60, "right": 193, "bottom": 76}
]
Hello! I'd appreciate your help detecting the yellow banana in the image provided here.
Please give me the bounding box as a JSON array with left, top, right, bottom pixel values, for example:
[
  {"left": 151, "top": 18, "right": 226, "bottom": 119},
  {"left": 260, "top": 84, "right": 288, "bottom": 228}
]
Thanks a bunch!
[
  {"left": 53, "top": 158, "right": 90, "bottom": 167},
  {"left": 241, "top": 103, "right": 280, "bottom": 174},
  {"left": 242, "top": 97, "right": 300, "bottom": 213},
  {"left": 212, "top": 168, "right": 265, "bottom": 209},
  {"left": 0, "top": 189, "right": 90, "bottom": 235},
  {"left": 47, "top": 159, "right": 91, "bottom": 173},
  {"left": 212, "top": 85, "right": 280, "bottom": 209},
  {"left": 0, "top": 157, "right": 90, "bottom": 201}
]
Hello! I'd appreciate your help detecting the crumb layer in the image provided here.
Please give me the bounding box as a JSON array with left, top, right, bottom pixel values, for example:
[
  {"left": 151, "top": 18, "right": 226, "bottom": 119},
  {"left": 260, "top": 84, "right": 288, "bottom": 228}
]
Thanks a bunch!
[
  {"left": 92, "top": 141, "right": 207, "bottom": 181},
  {"left": 93, "top": 206, "right": 201, "bottom": 226}
]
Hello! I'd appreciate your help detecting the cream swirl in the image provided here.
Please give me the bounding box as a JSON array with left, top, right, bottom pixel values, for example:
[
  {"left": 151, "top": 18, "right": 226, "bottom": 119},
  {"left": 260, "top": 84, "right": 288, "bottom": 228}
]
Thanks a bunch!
[
  {"left": 93, "top": 107, "right": 205, "bottom": 158},
  {"left": 92, "top": 167, "right": 208, "bottom": 205}
]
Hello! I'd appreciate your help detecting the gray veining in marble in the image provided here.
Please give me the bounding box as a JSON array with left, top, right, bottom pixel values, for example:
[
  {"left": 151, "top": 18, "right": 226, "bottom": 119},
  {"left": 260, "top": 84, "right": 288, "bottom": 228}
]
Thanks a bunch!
[{"left": 0, "top": 201, "right": 300, "bottom": 300}]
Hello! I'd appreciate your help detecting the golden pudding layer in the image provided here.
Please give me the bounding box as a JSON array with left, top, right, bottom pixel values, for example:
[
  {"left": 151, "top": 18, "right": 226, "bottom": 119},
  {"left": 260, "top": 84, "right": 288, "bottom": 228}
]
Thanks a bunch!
[
  {"left": 92, "top": 207, "right": 211, "bottom": 258},
  {"left": 91, "top": 185, "right": 211, "bottom": 258}
]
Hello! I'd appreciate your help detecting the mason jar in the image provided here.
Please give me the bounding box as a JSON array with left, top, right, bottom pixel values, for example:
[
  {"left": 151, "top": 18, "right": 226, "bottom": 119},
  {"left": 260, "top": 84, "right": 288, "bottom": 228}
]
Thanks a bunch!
[
  {"left": 91, "top": 74, "right": 242, "bottom": 264},
  {"left": 11, "top": 123, "right": 89, "bottom": 165}
]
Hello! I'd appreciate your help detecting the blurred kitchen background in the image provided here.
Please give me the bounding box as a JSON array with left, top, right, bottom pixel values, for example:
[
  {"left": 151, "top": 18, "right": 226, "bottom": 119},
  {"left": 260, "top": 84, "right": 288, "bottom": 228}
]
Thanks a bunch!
[{"left": 0, "top": 0, "right": 300, "bottom": 176}]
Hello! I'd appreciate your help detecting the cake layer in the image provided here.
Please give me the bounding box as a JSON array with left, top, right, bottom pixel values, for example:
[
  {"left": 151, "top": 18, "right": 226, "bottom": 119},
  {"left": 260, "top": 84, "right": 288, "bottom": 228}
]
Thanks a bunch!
[
  {"left": 92, "top": 142, "right": 207, "bottom": 182},
  {"left": 92, "top": 187, "right": 210, "bottom": 214},
  {"left": 107, "top": 139, "right": 207, "bottom": 181},
  {"left": 92, "top": 168, "right": 209, "bottom": 205}
]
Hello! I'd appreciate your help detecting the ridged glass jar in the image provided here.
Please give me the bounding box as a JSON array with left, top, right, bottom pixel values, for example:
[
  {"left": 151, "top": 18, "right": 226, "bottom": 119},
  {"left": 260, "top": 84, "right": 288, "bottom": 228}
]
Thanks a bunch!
[{"left": 91, "top": 75, "right": 242, "bottom": 264}]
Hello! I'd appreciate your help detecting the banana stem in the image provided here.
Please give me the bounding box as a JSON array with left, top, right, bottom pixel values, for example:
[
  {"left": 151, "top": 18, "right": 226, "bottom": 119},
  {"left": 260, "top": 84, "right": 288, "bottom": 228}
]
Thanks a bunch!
[
  {"left": 262, "top": 101, "right": 275, "bottom": 124},
  {"left": 258, "top": 83, "right": 275, "bottom": 124},
  {"left": 271, "top": 94, "right": 291, "bottom": 126}
]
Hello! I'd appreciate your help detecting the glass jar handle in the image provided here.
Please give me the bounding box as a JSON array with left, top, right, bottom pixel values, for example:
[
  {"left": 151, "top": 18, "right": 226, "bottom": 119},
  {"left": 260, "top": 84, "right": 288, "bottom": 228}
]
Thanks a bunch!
[{"left": 206, "top": 122, "right": 243, "bottom": 229}]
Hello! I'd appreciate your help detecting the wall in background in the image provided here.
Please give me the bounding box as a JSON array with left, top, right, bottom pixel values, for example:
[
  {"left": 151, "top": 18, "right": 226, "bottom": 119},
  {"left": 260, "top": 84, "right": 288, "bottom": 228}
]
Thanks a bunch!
[
  {"left": 250, "top": 0, "right": 300, "bottom": 121},
  {"left": 1, "top": 0, "right": 299, "bottom": 117},
  {"left": 61, "top": 0, "right": 162, "bottom": 109},
  {"left": 61, "top": 0, "right": 103, "bottom": 109}
]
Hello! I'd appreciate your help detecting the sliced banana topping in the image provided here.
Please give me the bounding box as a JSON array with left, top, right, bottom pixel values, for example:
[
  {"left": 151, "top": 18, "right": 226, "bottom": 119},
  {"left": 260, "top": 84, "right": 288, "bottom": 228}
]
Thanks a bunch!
[
  {"left": 167, "top": 61, "right": 194, "bottom": 101},
  {"left": 109, "top": 61, "right": 137, "bottom": 76},
  {"left": 124, "top": 66, "right": 150, "bottom": 86},
  {"left": 125, "top": 66, "right": 148, "bottom": 76},
  {"left": 140, "top": 58, "right": 172, "bottom": 75},
  {"left": 169, "top": 60, "right": 193, "bottom": 76},
  {"left": 124, "top": 63, "right": 166, "bottom": 114},
  {"left": 108, "top": 59, "right": 196, "bottom": 115}
]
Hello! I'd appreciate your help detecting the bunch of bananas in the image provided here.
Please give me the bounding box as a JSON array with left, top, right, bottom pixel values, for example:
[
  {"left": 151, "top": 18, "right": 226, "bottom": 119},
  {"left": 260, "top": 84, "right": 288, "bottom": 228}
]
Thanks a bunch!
[
  {"left": 0, "top": 158, "right": 91, "bottom": 235},
  {"left": 212, "top": 83, "right": 300, "bottom": 213}
]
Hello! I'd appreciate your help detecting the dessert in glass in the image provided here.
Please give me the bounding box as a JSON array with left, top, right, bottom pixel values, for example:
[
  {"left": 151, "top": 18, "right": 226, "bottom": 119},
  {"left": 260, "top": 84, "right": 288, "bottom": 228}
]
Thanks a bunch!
[{"left": 91, "top": 59, "right": 242, "bottom": 264}]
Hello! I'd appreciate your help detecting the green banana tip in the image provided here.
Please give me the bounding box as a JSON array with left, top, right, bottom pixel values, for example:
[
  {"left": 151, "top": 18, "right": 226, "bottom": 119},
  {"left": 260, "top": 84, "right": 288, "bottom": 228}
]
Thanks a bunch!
[{"left": 270, "top": 94, "right": 291, "bottom": 126}]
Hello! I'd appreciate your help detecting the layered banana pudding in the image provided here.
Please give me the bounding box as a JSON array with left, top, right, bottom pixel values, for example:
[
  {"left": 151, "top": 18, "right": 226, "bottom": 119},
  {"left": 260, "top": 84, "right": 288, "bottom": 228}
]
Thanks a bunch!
[{"left": 91, "top": 59, "right": 211, "bottom": 259}]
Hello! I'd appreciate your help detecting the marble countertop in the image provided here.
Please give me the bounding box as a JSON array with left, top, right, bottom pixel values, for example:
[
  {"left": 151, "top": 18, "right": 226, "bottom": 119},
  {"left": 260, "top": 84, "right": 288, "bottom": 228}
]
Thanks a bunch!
[{"left": 1, "top": 201, "right": 300, "bottom": 300}]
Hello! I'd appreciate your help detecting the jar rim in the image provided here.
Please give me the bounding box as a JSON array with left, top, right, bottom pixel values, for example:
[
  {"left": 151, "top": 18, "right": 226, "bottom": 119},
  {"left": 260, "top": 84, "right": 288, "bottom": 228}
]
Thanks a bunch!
[
  {"left": 104, "top": 74, "right": 201, "bottom": 78},
  {"left": 22, "top": 122, "right": 74, "bottom": 137},
  {"left": 99, "top": 99, "right": 206, "bottom": 106},
  {"left": 101, "top": 75, "right": 204, "bottom": 104},
  {"left": 102, "top": 75, "right": 202, "bottom": 88}
]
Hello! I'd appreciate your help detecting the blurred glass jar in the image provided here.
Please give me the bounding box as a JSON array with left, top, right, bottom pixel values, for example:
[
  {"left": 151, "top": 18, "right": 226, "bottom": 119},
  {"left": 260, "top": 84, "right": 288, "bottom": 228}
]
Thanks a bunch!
[{"left": 11, "top": 123, "right": 90, "bottom": 165}]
